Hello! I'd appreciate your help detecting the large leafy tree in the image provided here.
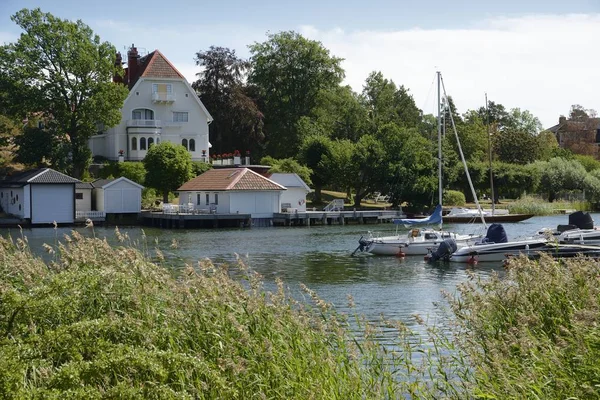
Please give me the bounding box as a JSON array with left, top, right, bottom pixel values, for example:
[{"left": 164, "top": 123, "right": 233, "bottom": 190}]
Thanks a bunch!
[
  {"left": 248, "top": 31, "right": 344, "bottom": 158},
  {"left": 361, "top": 71, "right": 421, "bottom": 131},
  {"left": 298, "top": 131, "right": 334, "bottom": 203},
  {"left": 143, "top": 142, "right": 194, "bottom": 203},
  {"left": 0, "top": 8, "right": 128, "bottom": 178},
  {"left": 193, "top": 46, "right": 264, "bottom": 155}
]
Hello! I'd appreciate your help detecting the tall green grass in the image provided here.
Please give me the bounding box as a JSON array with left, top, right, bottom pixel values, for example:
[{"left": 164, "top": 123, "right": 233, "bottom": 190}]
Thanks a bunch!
[
  {"left": 1, "top": 227, "right": 599, "bottom": 398},
  {"left": 507, "top": 195, "right": 592, "bottom": 215}
]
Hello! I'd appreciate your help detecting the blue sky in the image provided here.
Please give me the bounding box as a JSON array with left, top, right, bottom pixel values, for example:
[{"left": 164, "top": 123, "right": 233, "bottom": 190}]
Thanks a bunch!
[{"left": 1, "top": 0, "right": 599, "bottom": 128}]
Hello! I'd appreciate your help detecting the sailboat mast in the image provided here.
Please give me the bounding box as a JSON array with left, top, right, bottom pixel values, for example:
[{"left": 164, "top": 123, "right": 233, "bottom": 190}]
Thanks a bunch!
[
  {"left": 485, "top": 93, "right": 495, "bottom": 214},
  {"left": 437, "top": 71, "right": 442, "bottom": 209}
]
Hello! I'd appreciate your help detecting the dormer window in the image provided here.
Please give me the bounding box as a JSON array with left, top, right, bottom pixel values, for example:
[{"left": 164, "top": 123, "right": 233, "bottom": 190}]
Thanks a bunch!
[{"left": 152, "top": 83, "right": 172, "bottom": 94}]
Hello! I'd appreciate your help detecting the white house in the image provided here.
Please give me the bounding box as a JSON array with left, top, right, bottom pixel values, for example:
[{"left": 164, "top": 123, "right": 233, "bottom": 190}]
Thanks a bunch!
[
  {"left": 92, "top": 177, "right": 144, "bottom": 214},
  {"left": 0, "top": 168, "right": 79, "bottom": 224},
  {"left": 268, "top": 173, "right": 311, "bottom": 212},
  {"left": 177, "top": 168, "right": 286, "bottom": 219},
  {"left": 89, "top": 45, "right": 213, "bottom": 162},
  {"left": 75, "top": 182, "right": 94, "bottom": 212}
]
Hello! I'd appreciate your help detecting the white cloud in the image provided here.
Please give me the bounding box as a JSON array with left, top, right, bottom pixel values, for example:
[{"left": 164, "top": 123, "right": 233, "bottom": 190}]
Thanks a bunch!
[{"left": 300, "top": 14, "right": 600, "bottom": 128}]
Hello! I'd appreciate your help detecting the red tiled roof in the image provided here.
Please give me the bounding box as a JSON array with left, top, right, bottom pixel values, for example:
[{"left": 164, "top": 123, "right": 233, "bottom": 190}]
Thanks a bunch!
[
  {"left": 139, "top": 50, "right": 185, "bottom": 79},
  {"left": 178, "top": 168, "right": 286, "bottom": 191}
]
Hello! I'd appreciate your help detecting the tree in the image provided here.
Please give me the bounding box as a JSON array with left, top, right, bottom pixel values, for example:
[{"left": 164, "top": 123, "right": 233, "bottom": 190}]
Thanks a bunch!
[
  {"left": 143, "top": 142, "right": 194, "bottom": 203},
  {"left": 536, "top": 157, "right": 587, "bottom": 202},
  {"left": 361, "top": 71, "right": 421, "bottom": 131},
  {"left": 99, "top": 161, "right": 146, "bottom": 185},
  {"left": 260, "top": 156, "right": 313, "bottom": 186},
  {"left": 311, "top": 86, "right": 369, "bottom": 142},
  {"left": 0, "top": 9, "right": 128, "bottom": 178},
  {"left": 248, "top": 31, "right": 344, "bottom": 158},
  {"left": 193, "top": 46, "right": 264, "bottom": 155},
  {"left": 348, "top": 134, "right": 388, "bottom": 207},
  {"left": 298, "top": 133, "right": 334, "bottom": 203},
  {"left": 13, "top": 125, "right": 69, "bottom": 170},
  {"left": 503, "top": 108, "right": 542, "bottom": 135},
  {"left": 493, "top": 128, "right": 540, "bottom": 164}
]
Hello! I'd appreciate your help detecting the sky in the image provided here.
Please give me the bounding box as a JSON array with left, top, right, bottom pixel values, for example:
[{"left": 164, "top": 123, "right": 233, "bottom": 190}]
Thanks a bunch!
[{"left": 1, "top": 0, "right": 599, "bottom": 129}]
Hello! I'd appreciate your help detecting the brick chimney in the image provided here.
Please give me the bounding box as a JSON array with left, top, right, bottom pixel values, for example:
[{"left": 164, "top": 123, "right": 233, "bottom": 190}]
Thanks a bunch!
[
  {"left": 127, "top": 44, "right": 140, "bottom": 89},
  {"left": 113, "top": 52, "right": 124, "bottom": 84},
  {"left": 559, "top": 116, "right": 567, "bottom": 125}
]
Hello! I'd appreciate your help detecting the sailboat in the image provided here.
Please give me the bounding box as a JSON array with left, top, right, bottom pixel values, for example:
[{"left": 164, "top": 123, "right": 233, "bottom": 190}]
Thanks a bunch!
[
  {"left": 354, "top": 72, "right": 484, "bottom": 256},
  {"left": 442, "top": 94, "right": 533, "bottom": 223}
]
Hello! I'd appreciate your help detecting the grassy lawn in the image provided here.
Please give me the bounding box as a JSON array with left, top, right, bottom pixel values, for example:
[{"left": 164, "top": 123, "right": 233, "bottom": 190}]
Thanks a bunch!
[{"left": 307, "top": 190, "right": 393, "bottom": 209}]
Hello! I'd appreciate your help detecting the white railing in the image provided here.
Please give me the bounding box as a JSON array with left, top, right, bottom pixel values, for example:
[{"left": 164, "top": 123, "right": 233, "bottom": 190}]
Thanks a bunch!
[
  {"left": 126, "top": 119, "right": 161, "bottom": 128},
  {"left": 152, "top": 93, "right": 176, "bottom": 102},
  {"left": 76, "top": 211, "right": 106, "bottom": 220},
  {"left": 323, "top": 199, "right": 344, "bottom": 212}
]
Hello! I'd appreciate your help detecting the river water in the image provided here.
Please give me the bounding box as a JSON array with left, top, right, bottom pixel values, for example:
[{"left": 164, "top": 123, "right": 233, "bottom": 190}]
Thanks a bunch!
[{"left": 3, "top": 214, "right": 594, "bottom": 331}]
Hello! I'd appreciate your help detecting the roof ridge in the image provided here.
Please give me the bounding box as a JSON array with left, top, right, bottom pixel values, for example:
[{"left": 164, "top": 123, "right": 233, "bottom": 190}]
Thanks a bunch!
[
  {"left": 226, "top": 168, "right": 248, "bottom": 190},
  {"left": 27, "top": 168, "right": 49, "bottom": 182},
  {"left": 140, "top": 49, "right": 185, "bottom": 79}
]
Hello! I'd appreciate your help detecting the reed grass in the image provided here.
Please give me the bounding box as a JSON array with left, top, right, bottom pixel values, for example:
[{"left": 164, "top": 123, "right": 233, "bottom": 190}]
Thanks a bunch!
[
  {"left": 507, "top": 195, "right": 592, "bottom": 215},
  {"left": 1, "top": 227, "right": 598, "bottom": 398}
]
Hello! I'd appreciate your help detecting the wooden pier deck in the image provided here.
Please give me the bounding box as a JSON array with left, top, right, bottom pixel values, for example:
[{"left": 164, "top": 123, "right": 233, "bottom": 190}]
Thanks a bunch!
[
  {"left": 140, "top": 209, "right": 403, "bottom": 229},
  {"left": 273, "top": 210, "right": 403, "bottom": 226}
]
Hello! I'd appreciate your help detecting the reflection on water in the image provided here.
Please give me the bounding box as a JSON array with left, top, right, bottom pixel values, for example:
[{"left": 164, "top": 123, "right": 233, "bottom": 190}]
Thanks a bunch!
[{"left": 2, "top": 214, "right": 593, "bottom": 329}]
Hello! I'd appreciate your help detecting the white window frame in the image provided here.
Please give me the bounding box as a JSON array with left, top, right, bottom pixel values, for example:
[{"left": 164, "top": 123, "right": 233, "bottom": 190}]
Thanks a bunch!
[
  {"left": 152, "top": 83, "right": 172, "bottom": 94},
  {"left": 173, "top": 111, "right": 188, "bottom": 123}
]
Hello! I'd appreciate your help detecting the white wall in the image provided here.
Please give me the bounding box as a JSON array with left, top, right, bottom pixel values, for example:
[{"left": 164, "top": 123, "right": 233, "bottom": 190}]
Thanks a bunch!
[
  {"left": 0, "top": 187, "right": 25, "bottom": 218},
  {"left": 76, "top": 188, "right": 92, "bottom": 212},
  {"left": 91, "top": 77, "right": 211, "bottom": 162},
  {"left": 95, "top": 188, "right": 105, "bottom": 211},
  {"left": 230, "top": 191, "right": 281, "bottom": 218},
  {"left": 280, "top": 187, "right": 309, "bottom": 212},
  {"left": 98, "top": 180, "right": 142, "bottom": 213},
  {"left": 179, "top": 191, "right": 230, "bottom": 213}
]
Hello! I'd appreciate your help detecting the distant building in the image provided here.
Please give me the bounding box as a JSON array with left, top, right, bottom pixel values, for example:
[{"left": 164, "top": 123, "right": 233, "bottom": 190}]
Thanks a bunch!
[
  {"left": 268, "top": 173, "right": 311, "bottom": 212},
  {"left": 89, "top": 45, "right": 213, "bottom": 162},
  {"left": 547, "top": 116, "right": 600, "bottom": 159},
  {"left": 0, "top": 168, "right": 79, "bottom": 224},
  {"left": 177, "top": 168, "right": 286, "bottom": 219}
]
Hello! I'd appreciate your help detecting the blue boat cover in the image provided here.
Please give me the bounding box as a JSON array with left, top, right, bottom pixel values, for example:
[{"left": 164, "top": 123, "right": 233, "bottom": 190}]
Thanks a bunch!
[
  {"left": 483, "top": 223, "right": 507, "bottom": 243},
  {"left": 393, "top": 204, "right": 443, "bottom": 225}
]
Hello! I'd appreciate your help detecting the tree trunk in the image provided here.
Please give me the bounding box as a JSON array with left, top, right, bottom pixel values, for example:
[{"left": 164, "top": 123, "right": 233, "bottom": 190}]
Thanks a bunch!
[
  {"left": 314, "top": 185, "right": 322, "bottom": 203},
  {"left": 353, "top": 194, "right": 362, "bottom": 208},
  {"left": 163, "top": 190, "right": 169, "bottom": 204}
]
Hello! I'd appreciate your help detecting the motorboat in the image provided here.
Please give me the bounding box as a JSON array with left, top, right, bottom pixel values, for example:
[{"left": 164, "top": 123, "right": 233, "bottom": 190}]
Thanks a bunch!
[
  {"left": 357, "top": 225, "right": 480, "bottom": 256},
  {"left": 506, "top": 243, "right": 600, "bottom": 262},
  {"left": 426, "top": 223, "right": 547, "bottom": 263},
  {"left": 538, "top": 211, "right": 600, "bottom": 245}
]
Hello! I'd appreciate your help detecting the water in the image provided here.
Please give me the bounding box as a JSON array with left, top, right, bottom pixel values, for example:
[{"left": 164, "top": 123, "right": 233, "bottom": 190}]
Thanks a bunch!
[{"left": 3, "top": 214, "right": 591, "bottom": 329}]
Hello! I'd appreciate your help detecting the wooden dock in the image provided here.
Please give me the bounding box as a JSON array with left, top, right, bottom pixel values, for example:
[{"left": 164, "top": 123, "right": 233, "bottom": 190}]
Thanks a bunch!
[
  {"left": 272, "top": 210, "right": 403, "bottom": 226},
  {"left": 140, "top": 209, "right": 403, "bottom": 229},
  {"left": 141, "top": 211, "right": 252, "bottom": 229}
]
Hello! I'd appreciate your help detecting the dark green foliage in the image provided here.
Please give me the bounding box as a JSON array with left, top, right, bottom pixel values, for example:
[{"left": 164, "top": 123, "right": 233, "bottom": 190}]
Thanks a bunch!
[
  {"left": 193, "top": 46, "right": 264, "bottom": 155},
  {"left": 298, "top": 134, "right": 334, "bottom": 202},
  {"left": 260, "top": 156, "right": 313, "bottom": 186},
  {"left": 249, "top": 31, "right": 344, "bottom": 158},
  {"left": 13, "top": 125, "right": 69, "bottom": 170},
  {"left": 191, "top": 161, "right": 212, "bottom": 177},
  {"left": 0, "top": 8, "right": 128, "bottom": 178},
  {"left": 143, "top": 142, "right": 194, "bottom": 203},
  {"left": 98, "top": 162, "right": 146, "bottom": 185},
  {"left": 443, "top": 190, "right": 466, "bottom": 206}
]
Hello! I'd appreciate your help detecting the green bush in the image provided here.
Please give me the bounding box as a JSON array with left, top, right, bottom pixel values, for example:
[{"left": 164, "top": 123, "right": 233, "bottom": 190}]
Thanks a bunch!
[
  {"left": 443, "top": 190, "right": 466, "bottom": 206},
  {"left": 192, "top": 161, "right": 212, "bottom": 176},
  {"left": 98, "top": 161, "right": 146, "bottom": 185}
]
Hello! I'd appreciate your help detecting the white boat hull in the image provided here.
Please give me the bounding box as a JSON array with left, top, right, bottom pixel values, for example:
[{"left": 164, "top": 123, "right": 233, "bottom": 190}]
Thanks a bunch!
[
  {"left": 449, "top": 239, "right": 548, "bottom": 263},
  {"left": 364, "top": 232, "right": 480, "bottom": 256}
]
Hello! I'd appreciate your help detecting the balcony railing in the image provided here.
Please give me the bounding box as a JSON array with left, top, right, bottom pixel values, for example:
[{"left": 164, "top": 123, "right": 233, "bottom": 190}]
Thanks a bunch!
[
  {"left": 126, "top": 119, "right": 161, "bottom": 128},
  {"left": 152, "top": 93, "right": 176, "bottom": 102}
]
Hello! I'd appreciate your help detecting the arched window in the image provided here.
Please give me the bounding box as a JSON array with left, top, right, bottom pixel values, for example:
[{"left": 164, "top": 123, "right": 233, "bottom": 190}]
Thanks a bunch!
[
  {"left": 132, "top": 108, "right": 154, "bottom": 120},
  {"left": 148, "top": 137, "right": 154, "bottom": 147},
  {"left": 140, "top": 137, "right": 147, "bottom": 150},
  {"left": 189, "top": 139, "right": 196, "bottom": 152},
  {"left": 182, "top": 139, "right": 188, "bottom": 150},
  {"left": 156, "top": 137, "right": 160, "bottom": 144},
  {"left": 131, "top": 137, "right": 137, "bottom": 151}
]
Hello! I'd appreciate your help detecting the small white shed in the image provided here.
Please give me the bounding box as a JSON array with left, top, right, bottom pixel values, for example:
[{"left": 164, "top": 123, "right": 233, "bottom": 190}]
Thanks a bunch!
[
  {"left": 75, "top": 182, "right": 93, "bottom": 212},
  {"left": 269, "top": 173, "right": 312, "bottom": 212},
  {"left": 0, "top": 168, "right": 80, "bottom": 224},
  {"left": 92, "top": 177, "right": 144, "bottom": 213}
]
